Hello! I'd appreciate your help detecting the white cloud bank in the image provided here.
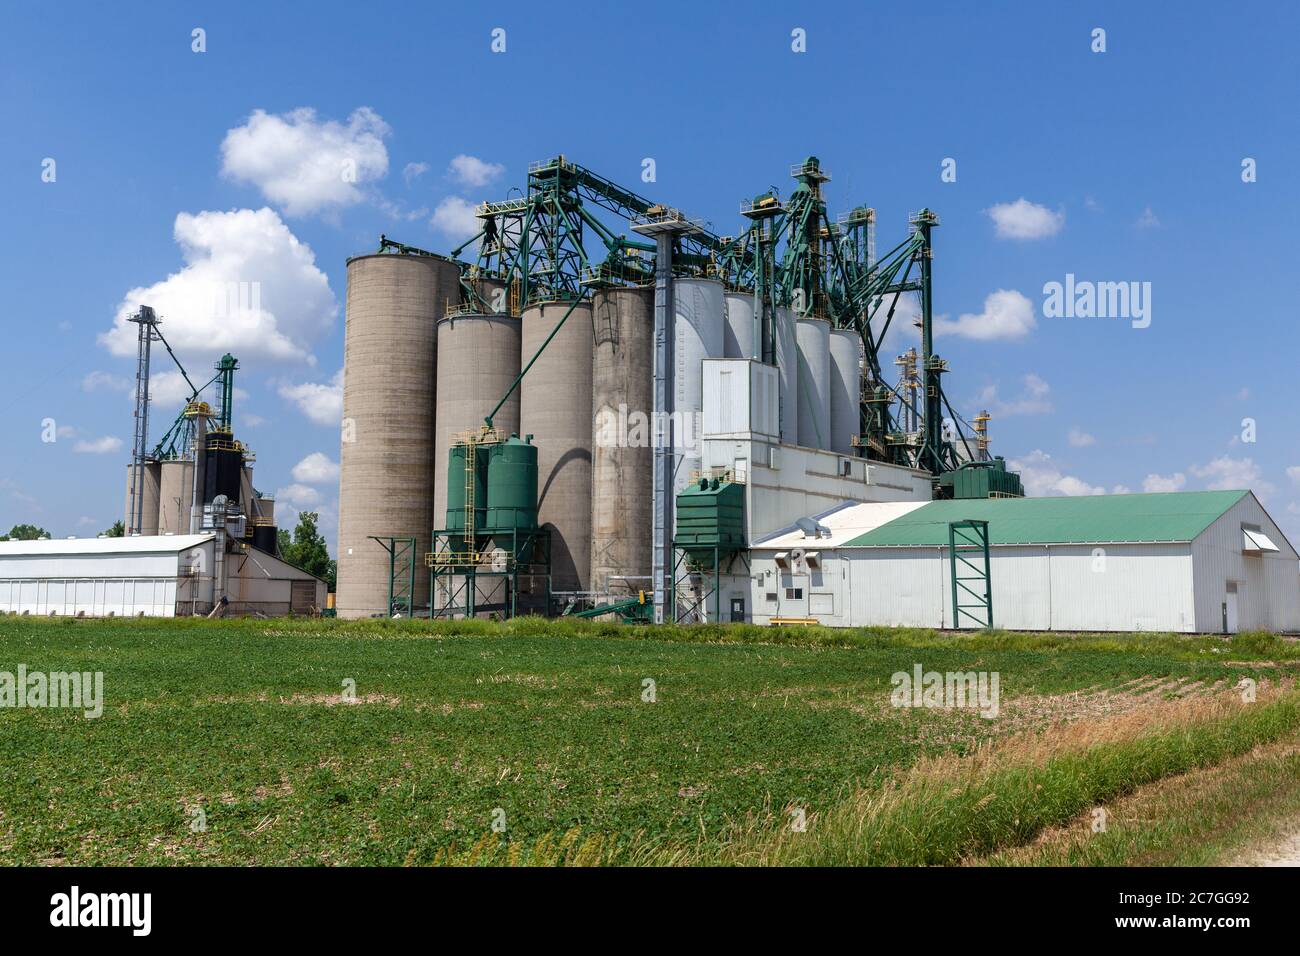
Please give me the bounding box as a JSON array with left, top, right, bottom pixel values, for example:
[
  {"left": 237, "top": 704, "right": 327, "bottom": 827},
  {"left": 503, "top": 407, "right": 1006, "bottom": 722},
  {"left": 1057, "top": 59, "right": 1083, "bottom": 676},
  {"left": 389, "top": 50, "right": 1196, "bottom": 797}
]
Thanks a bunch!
[
  {"left": 220, "top": 107, "right": 390, "bottom": 217},
  {"left": 986, "top": 198, "right": 1064, "bottom": 240},
  {"left": 430, "top": 196, "right": 480, "bottom": 241},
  {"left": 448, "top": 154, "right": 504, "bottom": 188},
  {"left": 73, "top": 436, "right": 123, "bottom": 455},
  {"left": 1008, "top": 449, "right": 1105, "bottom": 497},
  {"left": 291, "top": 452, "right": 340, "bottom": 484},
  {"left": 279, "top": 369, "right": 343, "bottom": 426},
  {"left": 100, "top": 208, "right": 337, "bottom": 365},
  {"left": 935, "top": 290, "right": 1036, "bottom": 341}
]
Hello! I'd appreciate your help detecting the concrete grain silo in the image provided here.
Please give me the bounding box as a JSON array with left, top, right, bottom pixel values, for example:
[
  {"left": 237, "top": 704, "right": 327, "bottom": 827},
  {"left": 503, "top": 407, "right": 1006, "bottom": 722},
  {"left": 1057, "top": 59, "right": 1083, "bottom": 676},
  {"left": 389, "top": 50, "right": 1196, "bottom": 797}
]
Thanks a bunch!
[
  {"left": 519, "top": 298, "right": 594, "bottom": 594},
  {"left": 123, "top": 461, "right": 161, "bottom": 535},
  {"left": 828, "top": 328, "right": 862, "bottom": 455},
  {"left": 673, "top": 278, "right": 724, "bottom": 495},
  {"left": 336, "top": 252, "right": 460, "bottom": 618},
  {"left": 590, "top": 287, "right": 654, "bottom": 596},
  {"left": 432, "top": 311, "right": 522, "bottom": 545},
  {"left": 796, "top": 317, "right": 831, "bottom": 450},
  {"left": 157, "top": 459, "right": 194, "bottom": 535}
]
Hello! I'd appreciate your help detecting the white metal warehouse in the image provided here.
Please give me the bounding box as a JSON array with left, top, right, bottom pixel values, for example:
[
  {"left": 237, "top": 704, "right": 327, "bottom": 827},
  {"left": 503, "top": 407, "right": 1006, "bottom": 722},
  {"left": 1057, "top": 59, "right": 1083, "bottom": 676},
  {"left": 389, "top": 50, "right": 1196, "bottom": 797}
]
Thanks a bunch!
[
  {"left": 746, "top": 490, "right": 1300, "bottom": 633},
  {"left": 0, "top": 534, "right": 326, "bottom": 618}
]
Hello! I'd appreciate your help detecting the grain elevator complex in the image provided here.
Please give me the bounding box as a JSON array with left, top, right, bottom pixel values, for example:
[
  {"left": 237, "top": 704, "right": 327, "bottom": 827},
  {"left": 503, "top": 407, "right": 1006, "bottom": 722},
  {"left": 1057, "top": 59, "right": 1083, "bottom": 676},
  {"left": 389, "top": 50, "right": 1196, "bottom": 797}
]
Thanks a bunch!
[{"left": 332, "top": 155, "right": 1300, "bottom": 634}]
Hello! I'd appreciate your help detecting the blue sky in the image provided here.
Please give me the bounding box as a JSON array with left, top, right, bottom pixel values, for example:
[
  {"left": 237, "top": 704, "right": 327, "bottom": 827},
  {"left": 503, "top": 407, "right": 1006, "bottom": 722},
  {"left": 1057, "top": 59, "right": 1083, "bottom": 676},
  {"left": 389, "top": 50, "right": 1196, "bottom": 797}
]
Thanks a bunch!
[{"left": 3, "top": 0, "right": 1298, "bottom": 552}]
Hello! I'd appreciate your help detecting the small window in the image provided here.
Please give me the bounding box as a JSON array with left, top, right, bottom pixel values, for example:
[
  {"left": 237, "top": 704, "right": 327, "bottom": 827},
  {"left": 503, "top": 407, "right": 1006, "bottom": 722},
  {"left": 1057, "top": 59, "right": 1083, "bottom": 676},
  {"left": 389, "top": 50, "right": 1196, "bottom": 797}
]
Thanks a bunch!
[
  {"left": 1242, "top": 526, "right": 1279, "bottom": 554},
  {"left": 765, "top": 592, "right": 778, "bottom": 603},
  {"left": 785, "top": 587, "right": 803, "bottom": 600}
]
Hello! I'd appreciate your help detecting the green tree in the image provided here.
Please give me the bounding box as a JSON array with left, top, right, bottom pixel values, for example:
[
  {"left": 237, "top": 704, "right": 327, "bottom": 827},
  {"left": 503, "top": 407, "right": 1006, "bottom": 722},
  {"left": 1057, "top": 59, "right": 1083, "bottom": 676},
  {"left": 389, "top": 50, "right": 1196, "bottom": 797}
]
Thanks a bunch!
[
  {"left": 0, "top": 524, "right": 50, "bottom": 542},
  {"left": 278, "top": 511, "right": 336, "bottom": 591},
  {"left": 104, "top": 520, "right": 125, "bottom": 538}
]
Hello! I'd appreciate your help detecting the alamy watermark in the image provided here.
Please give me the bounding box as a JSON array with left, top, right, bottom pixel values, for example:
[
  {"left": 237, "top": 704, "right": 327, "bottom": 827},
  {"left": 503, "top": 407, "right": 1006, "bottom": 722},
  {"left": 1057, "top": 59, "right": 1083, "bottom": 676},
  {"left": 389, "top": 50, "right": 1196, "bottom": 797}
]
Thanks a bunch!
[
  {"left": 890, "top": 664, "right": 1000, "bottom": 719},
  {"left": 593, "top": 405, "right": 701, "bottom": 453},
  {"left": 0, "top": 666, "right": 104, "bottom": 718},
  {"left": 1043, "top": 274, "right": 1151, "bottom": 329}
]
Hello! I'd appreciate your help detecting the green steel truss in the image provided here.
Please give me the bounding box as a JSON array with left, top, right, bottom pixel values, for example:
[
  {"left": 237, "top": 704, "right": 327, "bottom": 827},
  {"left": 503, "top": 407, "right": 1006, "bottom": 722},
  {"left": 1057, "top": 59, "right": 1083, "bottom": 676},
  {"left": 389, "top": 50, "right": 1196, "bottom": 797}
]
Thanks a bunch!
[
  {"left": 948, "top": 520, "right": 993, "bottom": 630},
  {"left": 371, "top": 536, "right": 417, "bottom": 617},
  {"left": 379, "top": 154, "right": 982, "bottom": 477}
]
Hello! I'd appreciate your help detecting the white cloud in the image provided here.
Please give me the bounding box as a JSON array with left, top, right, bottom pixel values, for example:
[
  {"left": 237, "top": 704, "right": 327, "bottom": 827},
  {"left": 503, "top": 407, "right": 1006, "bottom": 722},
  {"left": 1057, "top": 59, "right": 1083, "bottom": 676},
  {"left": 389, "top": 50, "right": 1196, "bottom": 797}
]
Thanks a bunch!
[
  {"left": 275, "top": 483, "right": 321, "bottom": 508},
  {"left": 242, "top": 413, "right": 266, "bottom": 427},
  {"left": 1008, "top": 449, "right": 1105, "bottom": 497},
  {"left": 1111, "top": 485, "right": 1133, "bottom": 495},
  {"left": 985, "top": 198, "right": 1064, "bottom": 240},
  {"left": 1285, "top": 465, "right": 1300, "bottom": 485},
  {"left": 144, "top": 370, "right": 195, "bottom": 411},
  {"left": 430, "top": 196, "right": 480, "bottom": 241},
  {"left": 279, "top": 369, "right": 342, "bottom": 426},
  {"left": 935, "top": 289, "right": 1036, "bottom": 340},
  {"left": 73, "top": 436, "right": 123, "bottom": 455},
  {"left": 1189, "top": 456, "right": 1265, "bottom": 492},
  {"left": 100, "top": 208, "right": 337, "bottom": 365},
  {"left": 1135, "top": 206, "right": 1161, "bottom": 230},
  {"left": 291, "top": 452, "right": 340, "bottom": 484},
  {"left": 220, "top": 107, "right": 390, "bottom": 217},
  {"left": 403, "top": 161, "right": 430, "bottom": 186},
  {"left": 447, "top": 154, "right": 504, "bottom": 188},
  {"left": 1143, "top": 472, "right": 1186, "bottom": 493},
  {"left": 1067, "top": 427, "right": 1095, "bottom": 447},
  {"left": 976, "top": 373, "right": 1052, "bottom": 417},
  {"left": 82, "top": 370, "right": 131, "bottom": 393}
]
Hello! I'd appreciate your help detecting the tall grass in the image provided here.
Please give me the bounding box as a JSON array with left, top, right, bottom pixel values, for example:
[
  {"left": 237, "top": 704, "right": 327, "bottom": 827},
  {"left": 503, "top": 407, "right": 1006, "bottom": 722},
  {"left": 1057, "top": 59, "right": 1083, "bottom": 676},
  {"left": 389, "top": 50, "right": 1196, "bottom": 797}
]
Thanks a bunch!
[
  {"left": 707, "top": 687, "right": 1300, "bottom": 866},
  {"left": 7, "top": 613, "right": 1296, "bottom": 662}
]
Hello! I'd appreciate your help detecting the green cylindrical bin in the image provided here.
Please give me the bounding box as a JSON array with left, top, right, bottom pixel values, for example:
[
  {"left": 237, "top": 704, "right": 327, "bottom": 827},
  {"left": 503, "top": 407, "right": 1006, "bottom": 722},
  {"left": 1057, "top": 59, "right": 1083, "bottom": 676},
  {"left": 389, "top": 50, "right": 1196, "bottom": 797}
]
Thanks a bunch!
[
  {"left": 485, "top": 434, "right": 538, "bottom": 534},
  {"left": 445, "top": 443, "right": 489, "bottom": 546}
]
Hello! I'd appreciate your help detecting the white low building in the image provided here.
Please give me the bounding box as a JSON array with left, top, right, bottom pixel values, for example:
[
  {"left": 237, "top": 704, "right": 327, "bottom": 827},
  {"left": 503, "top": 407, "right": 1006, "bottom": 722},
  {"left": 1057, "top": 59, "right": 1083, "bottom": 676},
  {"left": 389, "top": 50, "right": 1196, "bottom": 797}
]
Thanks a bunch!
[
  {"left": 745, "top": 490, "right": 1300, "bottom": 634},
  {"left": 0, "top": 534, "right": 326, "bottom": 618}
]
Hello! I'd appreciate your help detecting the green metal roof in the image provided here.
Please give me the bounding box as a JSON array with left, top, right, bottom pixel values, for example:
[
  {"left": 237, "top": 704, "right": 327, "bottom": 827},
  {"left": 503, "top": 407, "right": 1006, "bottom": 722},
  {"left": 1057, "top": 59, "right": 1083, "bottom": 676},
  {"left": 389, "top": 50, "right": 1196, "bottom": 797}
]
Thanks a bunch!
[{"left": 842, "top": 491, "right": 1249, "bottom": 548}]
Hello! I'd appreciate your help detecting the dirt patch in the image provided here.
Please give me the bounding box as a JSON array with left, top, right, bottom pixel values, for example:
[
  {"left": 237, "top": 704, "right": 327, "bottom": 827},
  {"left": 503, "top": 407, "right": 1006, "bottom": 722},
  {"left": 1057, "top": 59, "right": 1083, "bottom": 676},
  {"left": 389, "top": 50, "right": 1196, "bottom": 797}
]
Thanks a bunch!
[{"left": 203, "top": 692, "right": 401, "bottom": 707}]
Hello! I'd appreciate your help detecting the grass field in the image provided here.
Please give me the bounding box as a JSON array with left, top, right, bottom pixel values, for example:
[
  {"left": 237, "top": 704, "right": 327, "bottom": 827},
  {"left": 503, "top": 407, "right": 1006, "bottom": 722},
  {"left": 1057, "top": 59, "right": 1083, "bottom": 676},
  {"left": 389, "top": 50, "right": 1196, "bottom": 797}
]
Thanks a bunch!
[{"left": 1, "top": 615, "right": 1297, "bottom": 866}]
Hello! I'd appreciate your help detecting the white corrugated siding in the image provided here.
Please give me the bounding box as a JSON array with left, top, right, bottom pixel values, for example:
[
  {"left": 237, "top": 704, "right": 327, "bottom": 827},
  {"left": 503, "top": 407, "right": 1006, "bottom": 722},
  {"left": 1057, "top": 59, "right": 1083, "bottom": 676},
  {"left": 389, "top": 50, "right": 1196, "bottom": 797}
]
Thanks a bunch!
[
  {"left": 1191, "top": 495, "right": 1300, "bottom": 632},
  {"left": 0, "top": 577, "right": 180, "bottom": 617},
  {"left": 787, "top": 543, "right": 1197, "bottom": 632}
]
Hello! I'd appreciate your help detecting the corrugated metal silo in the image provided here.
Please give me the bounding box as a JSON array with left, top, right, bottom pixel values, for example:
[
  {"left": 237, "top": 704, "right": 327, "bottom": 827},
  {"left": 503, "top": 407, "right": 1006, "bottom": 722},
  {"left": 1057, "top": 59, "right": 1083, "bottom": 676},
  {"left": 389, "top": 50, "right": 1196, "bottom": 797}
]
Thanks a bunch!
[
  {"left": 432, "top": 312, "right": 522, "bottom": 538},
  {"left": 336, "top": 252, "right": 460, "bottom": 618},
  {"left": 590, "top": 287, "right": 654, "bottom": 596},
  {"left": 723, "top": 291, "right": 757, "bottom": 360},
  {"left": 796, "top": 318, "right": 831, "bottom": 450},
  {"left": 157, "top": 459, "right": 194, "bottom": 534},
  {"left": 123, "top": 462, "right": 161, "bottom": 535},
  {"left": 673, "top": 278, "right": 724, "bottom": 495},
  {"left": 775, "top": 305, "right": 798, "bottom": 444},
  {"left": 519, "top": 299, "right": 594, "bottom": 594},
  {"left": 828, "top": 328, "right": 862, "bottom": 455}
]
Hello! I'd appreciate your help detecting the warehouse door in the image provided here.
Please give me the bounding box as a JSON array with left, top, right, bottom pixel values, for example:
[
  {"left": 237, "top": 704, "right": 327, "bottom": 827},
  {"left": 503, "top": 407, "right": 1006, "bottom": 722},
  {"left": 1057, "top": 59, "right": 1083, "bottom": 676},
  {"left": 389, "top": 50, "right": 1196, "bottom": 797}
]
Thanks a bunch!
[
  {"left": 291, "top": 580, "right": 316, "bottom": 614},
  {"left": 1224, "top": 583, "right": 1239, "bottom": 634}
]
